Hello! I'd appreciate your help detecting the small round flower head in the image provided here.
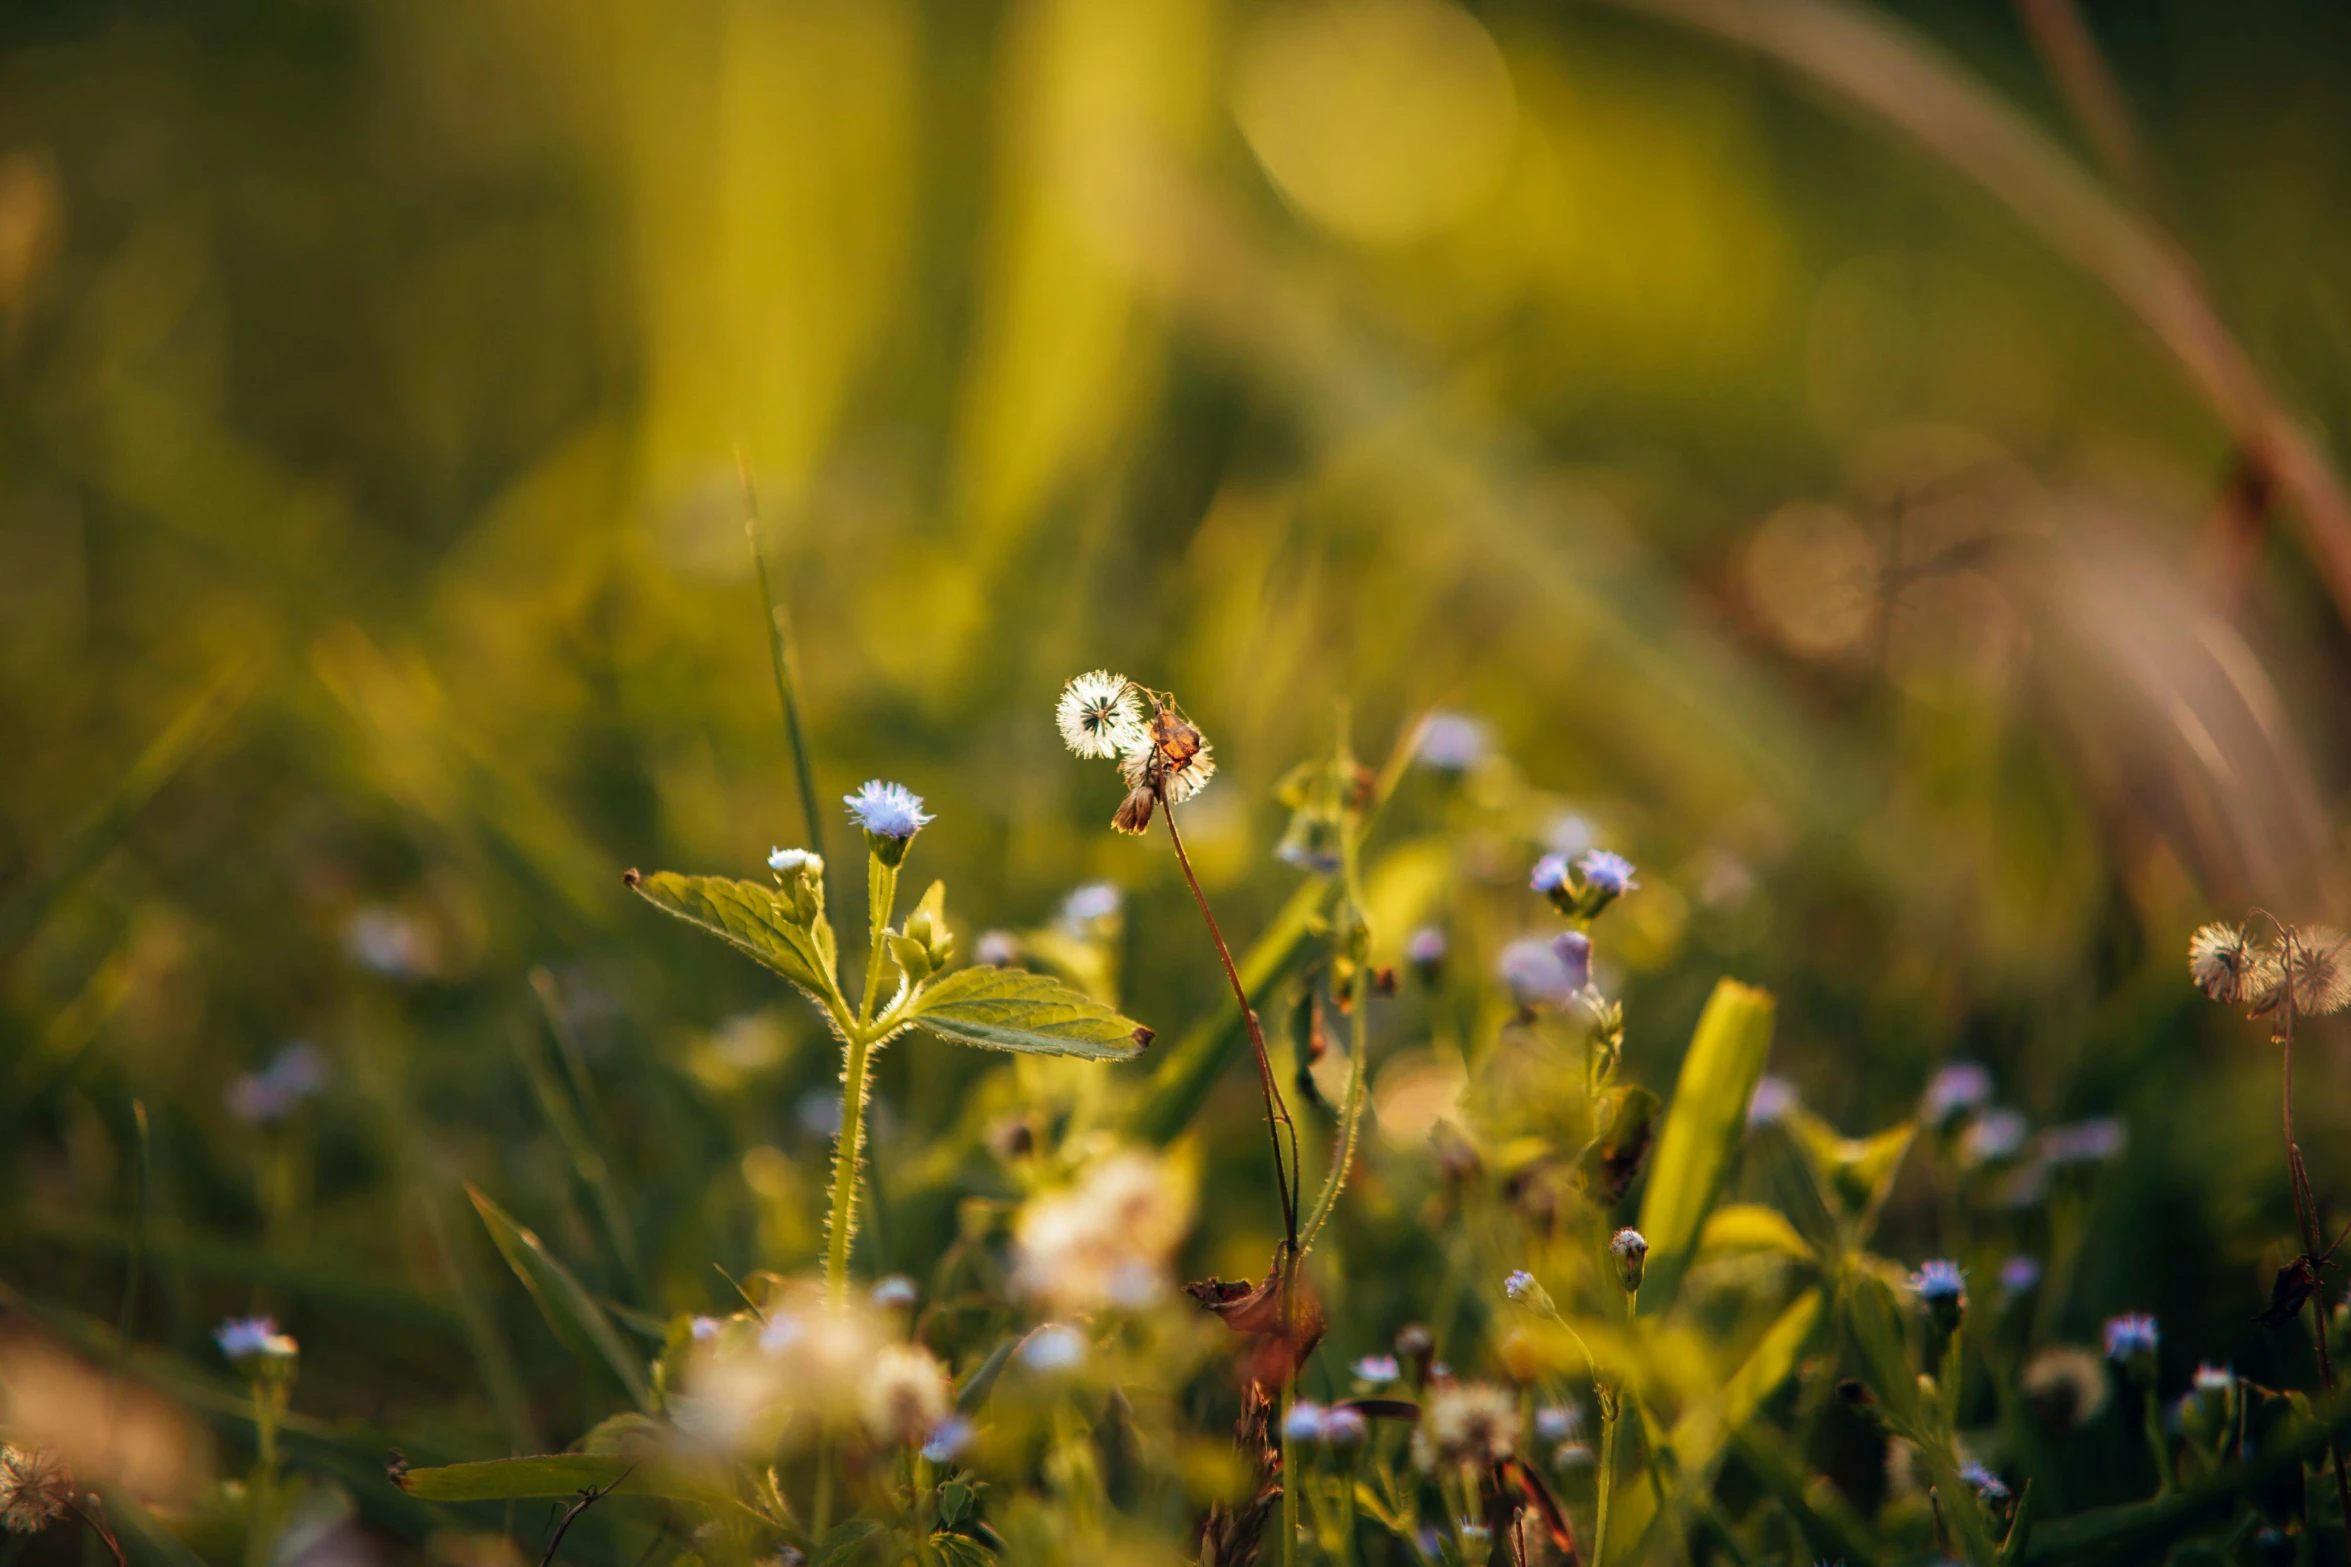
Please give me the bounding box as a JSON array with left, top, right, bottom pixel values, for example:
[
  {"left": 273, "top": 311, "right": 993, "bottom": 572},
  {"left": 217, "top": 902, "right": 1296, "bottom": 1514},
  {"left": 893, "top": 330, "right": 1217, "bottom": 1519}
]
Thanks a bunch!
[
  {"left": 844, "top": 780, "right": 932, "bottom": 840},
  {"left": 1908, "top": 1260, "right": 1967, "bottom": 1332},
  {"left": 1535, "top": 1405, "right": 1584, "bottom": 1443},
  {"left": 1057, "top": 671, "right": 1146, "bottom": 760},
  {"left": 689, "top": 1315, "right": 724, "bottom": 1343},
  {"left": 227, "top": 1041, "right": 331, "bottom": 1125},
  {"left": 1530, "top": 854, "right": 1572, "bottom": 896},
  {"left": 2260, "top": 925, "right": 2351, "bottom": 1018},
  {"left": 216, "top": 1314, "right": 298, "bottom": 1366},
  {"left": 1406, "top": 925, "right": 1447, "bottom": 974},
  {"left": 768, "top": 846, "right": 820, "bottom": 875},
  {"left": 870, "top": 1275, "right": 918, "bottom": 1311},
  {"left": 1412, "top": 1380, "right": 1519, "bottom": 1468},
  {"left": 2022, "top": 1345, "right": 2110, "bottom": 1431},
  {"left": 0, "top": 1446, "right": 74, "bottom": 1534},
  {"left": 1499, "top": 936, "right": 1579, "bottom": 1007},
  {"left": 2104, "top": 1312, "right": 2159, "bottom": 1368},
  {"left": 921, "top": 1414, "right": 974, "bottom": 1464},
  {"left": 1747, "top": 1075, "right": 1799, "bottom": 1128},
  {"left": 1282, "top": 1401, "right": 1327, "bottom": 1443},
  {"left": 1352, "top": 1354, "right": 1400, "bottom": 1385},
  {"left": 1998, "top": 1256, "right": 2042, "bottom": 1296},
  {"left": 859, "top": 1343, "right": 950, "bottom": 1445},
  {"left": 1504, "top": 1269, "right": 1536, "bottom": 1301},
  {"left": 1552, "top": 1441, "right": 1595, "bottom": 1470},
  {"left": 1322, "top": 1406, "right": 1368, "bottom": 1445},
  {"left": 1960, "top": 1108, "right": 2030, "bottom": 1168},
  {"left": 1113, "top": 701, "right": 1216, "bottom": 817},
  {"left": 975, "top": 930, "right": 1019, "bottom": 967},
  {"left": 1551, "top": 931, "right": 1593, "bottom": 993},
  {"left": 1020, "top": 1323, "right": 1087, "bottom": 1373},
  {"left": 1609, "top": 1228, "right": 1649, "bottom": 1293},
  {"left": 1578, "top": 850, "right": 1638, "bottom": 898},
  {"left": 1921, "top": 1061, "right": 1993, "bottom": 1130},
  {"left": 1059, "top": 881, "right": 1123, "bottom": 930},
  {"left": 2189, "top": 923, "right": 2261, "bottom": 1005},
  {"left": 1959, "top": 1460, "right": 2012, "bottom": 1507},
  {"left": 1415, "top": 713, "right": 1489, "bottom": 771}
]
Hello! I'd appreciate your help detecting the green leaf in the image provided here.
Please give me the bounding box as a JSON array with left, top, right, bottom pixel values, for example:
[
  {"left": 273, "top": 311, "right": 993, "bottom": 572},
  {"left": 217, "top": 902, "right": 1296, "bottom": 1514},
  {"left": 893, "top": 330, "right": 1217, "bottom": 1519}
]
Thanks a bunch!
[
  {"left": 1635, "top": 978, "right": 1777, "bottom": 1313},
  {"left": 813, "top": 1518, "right": 885, "bottom": 1565},
  {"left": 1668, "top": 1287, "right": 1823, "bottom": 1479},
  {"left": 467, "top": 1185, "right": 652, "bottom": 1411},
  {"left": 626, "top": 871, "right": 837, "bottom": 1002},
  {"left": 909, "top": 966, "right": 1152, "bottom": 1061},
  {"left": 1842, "top": 1265, "right": 1920, "bottom": 1428},
  {"left": 1696, "top": 1203, "right": 1817, "bottom": 1265}
]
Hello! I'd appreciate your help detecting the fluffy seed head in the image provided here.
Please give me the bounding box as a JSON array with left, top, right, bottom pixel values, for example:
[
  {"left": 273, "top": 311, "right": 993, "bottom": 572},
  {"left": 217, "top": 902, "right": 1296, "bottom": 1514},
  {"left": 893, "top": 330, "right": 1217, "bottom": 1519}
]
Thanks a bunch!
[
  {"left": 1011, "top": 1150, "right": 1194, "bottom": 1312},
  {"left": 2188, "top": 923, "right": 2260, "bottom": 1004},
  {"left": 859, "top": 1344, "right": 949, "bottom": 1445},
  {"left": 2021, "top": 1345, "right": 2109, "bottom": 1431},
  {"left": 1056, "top": 671, "right": 1145, "bottom": 760},
  {"left": 1413, "top": 1380, "right": 1519, "bottom": 1468},
  {"left": 0, "top": 1447, "right": 73, "bottom": 1534},
  {"left": 2260, "top": 925, "right": 2351, "bottom": 1019}
]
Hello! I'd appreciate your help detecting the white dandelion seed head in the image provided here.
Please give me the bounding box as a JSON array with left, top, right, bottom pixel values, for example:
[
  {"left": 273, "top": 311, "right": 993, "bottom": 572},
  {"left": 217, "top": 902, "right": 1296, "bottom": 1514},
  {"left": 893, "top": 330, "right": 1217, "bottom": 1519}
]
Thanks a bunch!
[
  {"left": 1056, "top": 671, "right": 1145, "bottom": 760},
  {"left": 1011, "top": 1150, "right": 1194, "bottom": 1313},
  {"left": 858, "top": 1344, "right": 950, "bottom": 1445},
  {"left": 2021, "top": 1344, "right": 2110, "bottom": 1429},
  {"left": 2267, "top": 925, "right": 2351, "bottom": 1018},
  {"left": 2188, "top": 922, "right": 2258, "bottom": 1004},
  {"left": 1412, "top": 1381, "right": 1518, "bottom": 1468},
  {"left": 0, "top": 1446, "right": 74, "bottom": 1534}
]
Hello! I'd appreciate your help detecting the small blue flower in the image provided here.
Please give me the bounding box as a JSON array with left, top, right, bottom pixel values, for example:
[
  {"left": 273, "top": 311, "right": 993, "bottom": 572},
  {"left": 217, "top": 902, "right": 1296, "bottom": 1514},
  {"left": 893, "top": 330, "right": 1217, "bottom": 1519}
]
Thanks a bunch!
[
  {"left": 1960, "top": 1109, "right": 2029, "bottom": 1167},
  {"left": 1909, "top": 1260, "right": 1966, "bottom": 1302},
  {"left": 1747, "top": 1075, "right": 1798, "bottom": 1128},
  {"left": 1406, "top": 926, "right": 1447, "bottom": 968},
  {"left": 922, "top": 1414, "right": 974, "bottom": 1463},
  {"left": 1415, "top": 713, "right": 1490, "bottom": 771},
  {"left": 1022, "top": 1323, "right": 1086, "bottom": 1372},
  {"left": 1998, "top": 1256, "right": 2042, "bottom": 1295},
  {"left": 1060, "top": 882, "right": 1122, "bottom": 928},
  {"left": 1921, "top": 1061, "right": 1993, "bottom": 1128},
  {"left": 870, "top": 1275, "right": 918, "bottom": 1310},
  {"left": 1551, "top": 931, "right": 1592, "bottom": 993},
  {"left": 1323, "top": 1406, "right": 1368, "bottom": 1445},
  {"left": 215, "top": 1315, "right": 295, "bottom": 1362},
  {"left": 689, "top": 1315, "right": 723, "bottom": 1343},
  {"left": 2104, "top": 1313, "right": 2159, "bottom": 1363},
  {"left": 1958, "top": 1461, "right": 2011, "bottom": 1506},
  {"left": 1352, "top": 1354, "right": 1399, "bottom": 1385},
  {"left": 2193, "top": 1363, "right": 2236, "bottom": 1395},
  {"left": 1530, "top": 854, "right": 1572, "bottom": 895},
  {"left": 1282, "top": 1401, "right": 1327, "bottom": 1443},
  {"left": 1504, "top": 1270, "right": 1536, "bottom": 1301},
  {"left": 1577, "top": 850, "right": 1638, "bottom": 897},
  {"left": 1535, "top": 1405, "right": 1584, "bottom": 1443},
  {"left": 844, "top": 780, "right": 933, "bottom": 839},
  {"left": 2044, "top": 1118, "right": 2127, "bottom": 1167},
  {"left": 1499, "top": 937, "right": 1578, "bottom": 1006}
]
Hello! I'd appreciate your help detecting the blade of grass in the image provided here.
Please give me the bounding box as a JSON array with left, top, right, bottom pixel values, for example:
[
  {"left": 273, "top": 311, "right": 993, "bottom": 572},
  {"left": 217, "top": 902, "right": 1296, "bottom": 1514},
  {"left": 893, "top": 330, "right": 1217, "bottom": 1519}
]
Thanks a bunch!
[
  {"left": 737, "top": 453, "right": 835, "bottom": 937},
  {"left": 515, "top": 991, "right": 643, "bottom": 1300},
  {"left": 1635, "top": 979, "right": 1778, "bottom": 1314},
  {"left": 468, "top": 1185, "right": 653, "bottom": 1413}
]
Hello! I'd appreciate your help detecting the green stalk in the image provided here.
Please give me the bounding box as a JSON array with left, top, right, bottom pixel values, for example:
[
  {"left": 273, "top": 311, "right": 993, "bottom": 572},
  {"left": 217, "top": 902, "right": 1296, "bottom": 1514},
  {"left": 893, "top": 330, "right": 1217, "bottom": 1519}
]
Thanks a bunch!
[
  {"left": 825, "top": 848, "right": 900, "bottom": 1305},
  {"left": 1300, "top": 758, "right": 1370, "bottom": 1255},
  {"left": 2144, "top": 1383, "right": 2176, "bottom": 1496},
  {"left": 1594, "top": 1385, "right": 1620, "bottom": 1567}
]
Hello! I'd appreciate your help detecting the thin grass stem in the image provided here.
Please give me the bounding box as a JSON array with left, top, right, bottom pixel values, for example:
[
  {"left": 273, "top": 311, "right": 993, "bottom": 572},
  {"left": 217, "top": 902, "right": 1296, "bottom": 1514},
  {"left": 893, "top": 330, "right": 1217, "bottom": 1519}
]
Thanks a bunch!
[{"left": 738, "top": 453, "right": 836, "bottom": 940}]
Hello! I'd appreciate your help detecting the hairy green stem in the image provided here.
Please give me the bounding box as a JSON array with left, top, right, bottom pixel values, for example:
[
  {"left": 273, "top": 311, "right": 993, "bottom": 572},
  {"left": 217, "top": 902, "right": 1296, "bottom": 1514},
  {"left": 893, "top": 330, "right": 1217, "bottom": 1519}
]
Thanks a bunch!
[
  {"left": 825, "top": 850, "right": 900, "bottom": 1306},
  {"left": 1300, "top": 773, "right": 1371, "bottom": 1254}
]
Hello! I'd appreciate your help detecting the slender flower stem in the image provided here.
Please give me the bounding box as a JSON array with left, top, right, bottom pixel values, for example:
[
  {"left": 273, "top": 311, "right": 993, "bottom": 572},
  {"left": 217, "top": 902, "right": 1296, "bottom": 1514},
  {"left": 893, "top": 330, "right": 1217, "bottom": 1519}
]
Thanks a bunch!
[
  {"left": 1593, "top": 1385, "right": 1620, "bottom": 1567},
  {"left": 2278, "top": 995, "right": 2351, "bottom": 1540},
  {"left": 1161, "top": 800, "right": 1300, "bottom": 1255},
  {"left": 1279, "top": 1368, "right": 1301, "bottom": 1567},
  {"left": 2143, "top": 1383, "right": 2176, "bottom": 1496},
  {"left": 1302, "top": 726, "right": 1371, "bottom": 1255}
]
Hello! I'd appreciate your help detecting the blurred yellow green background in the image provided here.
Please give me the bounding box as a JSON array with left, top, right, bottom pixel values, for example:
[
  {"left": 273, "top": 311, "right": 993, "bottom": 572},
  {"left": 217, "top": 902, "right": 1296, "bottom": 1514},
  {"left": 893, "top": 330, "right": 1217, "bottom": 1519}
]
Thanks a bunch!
[{"left": 5, "top": 0, "right": 2351, "bottom": 1481}]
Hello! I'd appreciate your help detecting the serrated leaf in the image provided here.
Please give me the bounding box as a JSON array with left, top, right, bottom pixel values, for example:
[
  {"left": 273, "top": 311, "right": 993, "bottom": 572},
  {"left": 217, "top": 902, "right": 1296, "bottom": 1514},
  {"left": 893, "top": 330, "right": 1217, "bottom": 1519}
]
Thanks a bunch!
[
  {"left": 910, "top": 966, "right": 1152, "bottom": 1061},
  {"left": 467, "top": 1185, "right": 652, "bottom": 1411},
  {"left": 627, "top": 871, "right": 837, "bottom": 1001},
  {"left": 1636, "top": 978, "right": 1777, "bottom": 1313}
]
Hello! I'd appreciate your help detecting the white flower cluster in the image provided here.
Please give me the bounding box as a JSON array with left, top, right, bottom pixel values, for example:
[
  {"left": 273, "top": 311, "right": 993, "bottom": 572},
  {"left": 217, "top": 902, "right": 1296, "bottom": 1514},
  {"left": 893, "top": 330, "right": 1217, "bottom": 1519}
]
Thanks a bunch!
[
  {"left": 1012, "top": 1149, "right": 1195, "bottom": 1314},
  {"left": 675, "top": 1283, "right": 953, "bottom": 1454}
]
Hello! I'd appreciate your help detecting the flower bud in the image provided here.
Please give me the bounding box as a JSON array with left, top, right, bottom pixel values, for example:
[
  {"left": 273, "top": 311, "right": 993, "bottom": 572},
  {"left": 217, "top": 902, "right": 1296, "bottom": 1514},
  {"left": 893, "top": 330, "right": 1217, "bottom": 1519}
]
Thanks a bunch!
[
  {"left": 1609, "top": 1228, "right": 1648, "bottom": 1294},
  {"left": 1908, "top": 1260, "right": 1968, "bottom": 1334}
]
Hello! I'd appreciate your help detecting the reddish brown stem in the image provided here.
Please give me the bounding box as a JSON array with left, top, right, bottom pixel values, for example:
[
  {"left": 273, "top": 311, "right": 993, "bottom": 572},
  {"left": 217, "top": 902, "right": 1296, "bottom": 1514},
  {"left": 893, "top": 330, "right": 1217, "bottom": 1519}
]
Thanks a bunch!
[
  {"left": 2280, "top": 1001, "right": 2351, "bottom": 1541},
  {"left": 1161, "top": 797, "right": 1300, "bottom": 1257}
]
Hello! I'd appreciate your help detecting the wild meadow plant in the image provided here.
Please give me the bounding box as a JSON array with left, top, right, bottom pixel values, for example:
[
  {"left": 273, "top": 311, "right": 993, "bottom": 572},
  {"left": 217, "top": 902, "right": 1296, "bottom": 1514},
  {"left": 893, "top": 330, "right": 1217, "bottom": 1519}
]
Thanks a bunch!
[{"left": 15, "top": 575, "right": 2351, "bottom": 1567}]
